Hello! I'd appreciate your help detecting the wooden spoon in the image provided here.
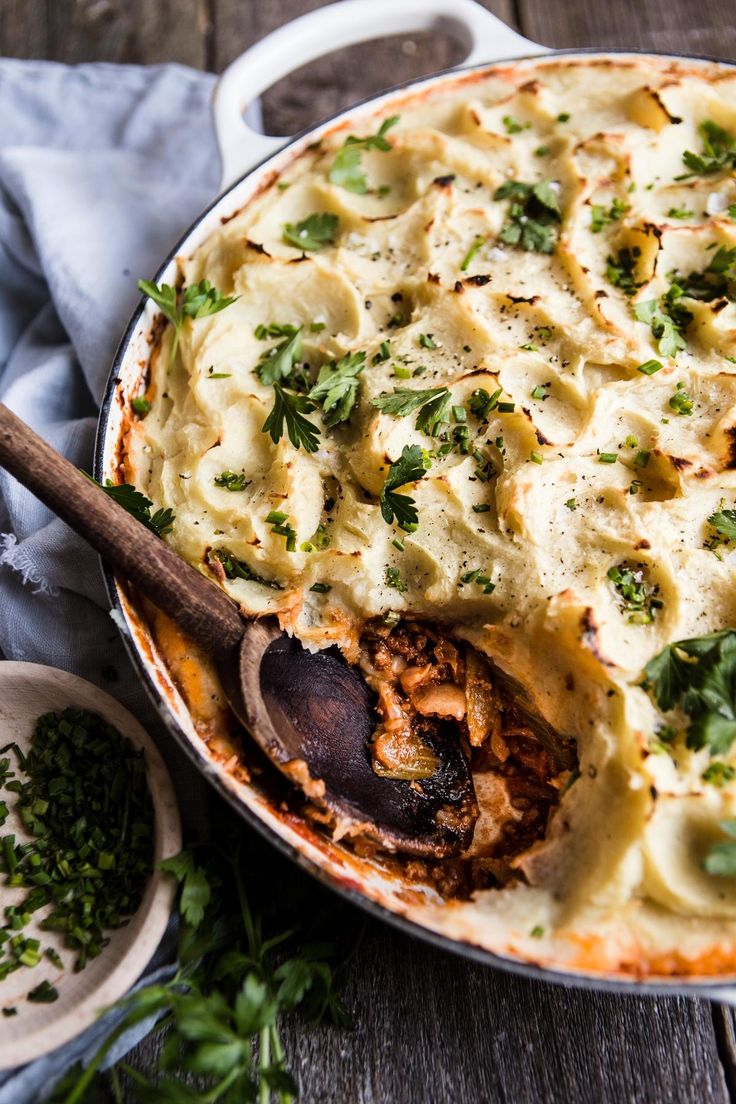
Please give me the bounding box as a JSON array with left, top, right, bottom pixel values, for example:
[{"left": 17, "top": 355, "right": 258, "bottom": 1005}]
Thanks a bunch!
[{"left": 0, "top": 402, "right": 476, "bottom": 859}]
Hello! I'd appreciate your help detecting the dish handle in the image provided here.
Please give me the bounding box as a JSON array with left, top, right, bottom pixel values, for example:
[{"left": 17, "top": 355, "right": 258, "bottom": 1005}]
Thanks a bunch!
[{"left": 213, "top": 0, "right": 546, "bottom": 190}]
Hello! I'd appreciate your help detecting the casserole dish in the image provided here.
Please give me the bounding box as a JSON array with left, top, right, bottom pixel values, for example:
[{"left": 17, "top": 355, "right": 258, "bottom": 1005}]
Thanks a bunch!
[{"left": 96, "top": 0, "right": 736, "bottom": 1000}]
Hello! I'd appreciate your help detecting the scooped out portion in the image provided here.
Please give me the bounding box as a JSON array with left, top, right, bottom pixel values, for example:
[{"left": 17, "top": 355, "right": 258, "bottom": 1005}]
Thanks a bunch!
[{"left": 358, "top": 618, "right": 575, "bottom": 889}]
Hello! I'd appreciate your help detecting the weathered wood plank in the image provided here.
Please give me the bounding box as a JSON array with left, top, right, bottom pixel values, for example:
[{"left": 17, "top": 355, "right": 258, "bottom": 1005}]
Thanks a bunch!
[
  {"left": 0, "top": 0, "right": 51, "bottom": 58},
  {"left": 518, "top": 0, "right": 736, "bottom": 59},
  {"left": 1, "top": 0, "right": 211, "bottom": 67},
  {"left": 277, "top": 920, "right": 729, "bottom": 1104}
]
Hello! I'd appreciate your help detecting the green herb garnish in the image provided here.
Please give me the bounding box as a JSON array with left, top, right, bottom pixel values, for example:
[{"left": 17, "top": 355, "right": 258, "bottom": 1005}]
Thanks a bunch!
[
  {"left": 606, "top": 247, "right": 642, "bottom": 296},
  {"left": 372, "top": 385, "right": 450, "bottom": 432},
  {"left": 634, "top": 286, "right": 692, "bottom": 357},
  {"left": 681, "top": 121, "right": 736, "bottom": 177},
  {"left": 308, "top": 351, "right": 366, "bottom": 426},
  {"left": 460, "top": 235, "right": 486, "bottom": 271},
  {"left": 92, "top": 479, "right": 175, "bottom": 538},
  {"left": 708, "top": 509, "right": 736, "bottom": 543},
  {"left": 257, "top": 327, "right": 303, "bottom": 385},
  {"left": 210, "top": 548, "right": 283, "bottom": 589},
  {"left": 494, "top": 180, "right": 561, "bottom": 254},
  {"left": 608, "top": 563, "right": 663, "bottom": 624},
  {"left": 637, "top": 359, "right": 663, "bottom": 375},
  {"left": 502, "top": 115, "right": 529, "bottom": 134},
  {"left": 379, "top": 444, "right": 431, "bottom": 533},
  {"left": 668, "top": 245, "right": 736, "bottom": 303},
  {"left": 130, "top": 397, "right": 151, "bottom": 416},
  {"left": 329, "top": 115, "right": 399, "bottom": 194},
  {"left": 138, "top": 278, "right": 239, "bottom": 365},
  {"left": 214, "top": 471, "right": 250, "bottom": 492},
  {"left": 703, "top": 762, "right": 736, "bottom": 786},
  {"left": 667, "top": 206, "right": 694, "bottom": 220},
  {"left": 266, "top": 511, "right": 297, "bottom": 552},
  {"left": 262, "top": 382, "right": 320, "bottom": 453},
  {"left": 669, "top": 381, "right": 694, "bottom": 415},
  {"left": 282, "top": 212, "right": 339, "bottom": 251},
  {"left": 385, "top": 567, "right": 407, "bottom": 592},
  {"left": 642, "top": 629, "right": 736, "bottom": 756},
  {"left": 590, "top": 197, "right": 628, "bottom": 232},
  {"left": 0, "top": 709, "right": 154, "bottom": 975}
]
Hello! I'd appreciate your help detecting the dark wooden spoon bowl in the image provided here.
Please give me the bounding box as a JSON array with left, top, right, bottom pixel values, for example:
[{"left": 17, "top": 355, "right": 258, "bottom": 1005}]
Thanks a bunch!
[{"left": 0, "top": 401, "right": 477, "bottom": 858}]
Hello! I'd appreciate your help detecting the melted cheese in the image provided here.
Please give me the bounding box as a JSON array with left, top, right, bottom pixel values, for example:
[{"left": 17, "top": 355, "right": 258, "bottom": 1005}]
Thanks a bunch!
[{"left": 128, "top": 57, "right": 736, "bottom": 975}]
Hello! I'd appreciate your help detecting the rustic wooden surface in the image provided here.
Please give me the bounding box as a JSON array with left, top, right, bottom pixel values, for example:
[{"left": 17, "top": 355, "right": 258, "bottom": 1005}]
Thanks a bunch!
[{"left": 2, "top": 1, "right": 736, "bottom": 1101}]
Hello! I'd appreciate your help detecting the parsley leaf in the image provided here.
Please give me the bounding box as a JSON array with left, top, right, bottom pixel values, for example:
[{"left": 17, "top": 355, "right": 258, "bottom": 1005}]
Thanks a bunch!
[
  {"left": 138, "top": 278, "right": 239, "bottom": 364},
  {"left": 160, "top": 851, "right": 211, "bottom": 929},
  {"left": 709, "top": 509, "right": 736, "bottom": 542},
  {"left": 308, "top": 351, "right": 366, "bottom": 426},
  {"left": 634, "top": 287, "right": 691, "bottom": 357},
  {"left": 642, "top": 629, "right": 736, "bottom": 756},
  {"left": 379, "top": 444, "right": 431, "bottom": 532},
  {"left": 329, "top": 115, "right": 399, "bottom": 194},
  {"left": 282, "top": 212, "right": 339, "bottom": 251},
  {"left": 682, "top": 120, "right": 736, "bottom": 177},
  {"left": 494, "top": 180, "right": 561, "bottom": 254},
  {"left": 93, "top": 479, "right": 175, "bottom": 538},
  {"left": 372, "top": 385, "right": 449, "bottom": 419},
  {"left": 415, "top": 389, "right": 453, "bottom": 436},
  {"left": 257, "top": 327, "right": 303, "bottom": 385},
  {"left": 262, "top": 382, "right": 320, "bottom": 452}
]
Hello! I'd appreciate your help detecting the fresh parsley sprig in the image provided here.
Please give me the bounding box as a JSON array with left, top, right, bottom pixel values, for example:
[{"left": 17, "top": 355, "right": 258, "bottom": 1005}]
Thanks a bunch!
[
  {"left": 379, "top": 444, "right": 431, "bottom": 533},
  {"left": 371, "top": 386, "right": 445, "bottom": 417},
  {"left": 642, "top": 629, "right": 736, "bottom": 756},
  {"left": 282, "top": 212, "right": 339, "bottom": 252},
  {"left": 257, "top": 327, "right": 303, "bottom": 385},
  {"left": 263, "top": 382, "right": 321, "bottom": 453},
  {"left": 308, "top": 351, "right": 366, "bottom": 426},
  {"left": 138, "top": 278, "right": 239, "bottom": 364},
  {"left": 90, "top": 478, "right": 175, "bottom": 538},
  {"left": 708, "top": 509, "right": 736, "bottom": 543},
  {"left": 329, "top": 115, "right": 399, "bottom": 194}
]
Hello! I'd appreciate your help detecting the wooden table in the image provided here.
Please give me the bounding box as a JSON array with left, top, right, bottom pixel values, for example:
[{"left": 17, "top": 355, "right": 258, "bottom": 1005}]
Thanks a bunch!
[{"left": 3, "top": 1, "right": 736, "bottom": 1100}]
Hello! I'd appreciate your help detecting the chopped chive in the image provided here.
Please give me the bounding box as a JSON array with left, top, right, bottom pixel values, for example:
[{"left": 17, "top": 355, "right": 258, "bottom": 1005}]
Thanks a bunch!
[
  {"left": 637, "top": 359, "right": 662, "bottom": 376},
  {"left": 460, "top": 235, "right": 486, "bottom": 272},
  {"left": 598, "top": 452, "right": 618, "bottom": 464}
]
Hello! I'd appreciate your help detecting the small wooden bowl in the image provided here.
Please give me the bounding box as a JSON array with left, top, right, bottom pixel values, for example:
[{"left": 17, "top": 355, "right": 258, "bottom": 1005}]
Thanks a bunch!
[{"left": 0, "top": 662, "right": 181, "bottom": 1070}]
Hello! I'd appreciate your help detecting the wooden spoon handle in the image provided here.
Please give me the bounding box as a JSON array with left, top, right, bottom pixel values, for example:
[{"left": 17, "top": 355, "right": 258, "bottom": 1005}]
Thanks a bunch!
[{"left": 0, "top": 402, "right": 244, "bottom": 658}]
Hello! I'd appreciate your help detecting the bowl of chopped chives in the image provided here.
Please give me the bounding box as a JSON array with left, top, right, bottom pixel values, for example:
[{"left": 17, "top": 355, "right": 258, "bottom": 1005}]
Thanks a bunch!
[{"left": 0, "top": 662, "right": 181, "bottom": 1068}]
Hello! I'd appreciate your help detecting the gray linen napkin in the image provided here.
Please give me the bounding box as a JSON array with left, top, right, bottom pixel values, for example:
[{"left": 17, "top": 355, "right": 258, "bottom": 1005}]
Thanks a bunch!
[{"left": 0, "top": 58, "right": 222, "bottom": 1099}]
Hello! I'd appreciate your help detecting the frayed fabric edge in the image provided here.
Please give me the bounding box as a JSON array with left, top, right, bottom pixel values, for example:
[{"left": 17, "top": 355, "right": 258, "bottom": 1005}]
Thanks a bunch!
[{"left": 0, "top": 532, "right": 59, "bottom": 596}]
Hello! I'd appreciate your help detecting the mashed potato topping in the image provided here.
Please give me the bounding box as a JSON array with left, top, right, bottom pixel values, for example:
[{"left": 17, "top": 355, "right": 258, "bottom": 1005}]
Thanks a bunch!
[{"left": 129, "top": 57, "right": 736, "bottom": 973}]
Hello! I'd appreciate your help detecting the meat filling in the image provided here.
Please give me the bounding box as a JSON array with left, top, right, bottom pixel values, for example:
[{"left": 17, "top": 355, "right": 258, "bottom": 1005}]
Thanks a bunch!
[{"left": 359, "top": 618, "right": 576, "bottom": 893}]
